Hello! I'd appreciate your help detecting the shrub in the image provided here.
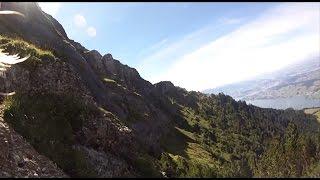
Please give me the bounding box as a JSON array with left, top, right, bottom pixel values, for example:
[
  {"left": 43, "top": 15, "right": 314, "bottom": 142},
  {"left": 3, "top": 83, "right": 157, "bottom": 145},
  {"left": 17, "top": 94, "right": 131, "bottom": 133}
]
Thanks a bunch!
[{"left": 3, "top": 92, "right": 96, "bottom": 177}]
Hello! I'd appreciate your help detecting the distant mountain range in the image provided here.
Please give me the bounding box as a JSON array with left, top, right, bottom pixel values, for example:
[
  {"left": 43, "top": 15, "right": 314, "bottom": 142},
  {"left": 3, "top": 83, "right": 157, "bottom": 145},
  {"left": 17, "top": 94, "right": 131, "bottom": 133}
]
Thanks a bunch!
[{"left": 203, "top": 57, "right": 320, "bottom": 101}]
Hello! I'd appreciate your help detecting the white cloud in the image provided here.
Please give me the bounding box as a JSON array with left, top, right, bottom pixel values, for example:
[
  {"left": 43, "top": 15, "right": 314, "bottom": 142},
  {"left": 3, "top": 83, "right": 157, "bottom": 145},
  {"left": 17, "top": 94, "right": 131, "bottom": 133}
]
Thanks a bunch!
[
  {"left": 73, "top": 14, "right": 96, "bottom": 37},
  {"left": 136, "top": 38, "right": 168, "bottom": 58},
  {"left": 74, "top": 14, "right": 87, "bottom": 28},
  {"left": 87, "top": 26, "right": 97, "bottom": 37},
  {"left": 148, "top": 3, "right": 320, "bottom": 91},
  {"left": 137, "top": 23, "right": 221, "bottom": 77},
  {"left": 38, "top": 2, "right": 62, "bottom": 17},
  {"left": 149, "top": 39, "right": 168, "bottom": 51}
]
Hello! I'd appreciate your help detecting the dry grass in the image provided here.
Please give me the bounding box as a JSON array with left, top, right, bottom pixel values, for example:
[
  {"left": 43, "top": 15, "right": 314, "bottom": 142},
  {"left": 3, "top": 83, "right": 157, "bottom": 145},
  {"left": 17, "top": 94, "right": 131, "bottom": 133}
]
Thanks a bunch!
[
  {"left": 103, "top": 78, "right": 116, "bottom": 83},
  {"left": 304, "top": 107, "right": 320, "bottom": 123}
]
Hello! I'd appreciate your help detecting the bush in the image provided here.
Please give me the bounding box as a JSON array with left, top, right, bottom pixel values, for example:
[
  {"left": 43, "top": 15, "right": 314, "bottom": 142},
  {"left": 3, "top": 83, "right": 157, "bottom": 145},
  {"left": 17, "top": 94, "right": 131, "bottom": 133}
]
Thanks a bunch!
[
  {"left": 3, "top": 92, "right": 96, "bottom": 177},
  {"left": 133, "top": 154, "right": 162, "bottom": 178},
  {"left": 159, "top": 153, "right": 177, "bottom": 177}
]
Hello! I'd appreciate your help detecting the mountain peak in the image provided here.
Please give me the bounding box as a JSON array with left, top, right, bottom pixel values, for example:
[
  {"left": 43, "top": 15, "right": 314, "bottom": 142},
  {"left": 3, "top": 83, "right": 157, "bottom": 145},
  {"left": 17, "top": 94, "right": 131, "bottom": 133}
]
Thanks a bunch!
[{"left": 103, "top": 53, "right": 113, "bottom": 60}]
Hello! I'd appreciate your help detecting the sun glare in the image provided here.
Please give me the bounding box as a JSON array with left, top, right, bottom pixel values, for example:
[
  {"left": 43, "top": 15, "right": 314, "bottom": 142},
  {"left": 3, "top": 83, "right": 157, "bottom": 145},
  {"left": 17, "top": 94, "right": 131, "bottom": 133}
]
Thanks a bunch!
[{"left": 38, "top": 2, "right": 61, "bottom": 17}]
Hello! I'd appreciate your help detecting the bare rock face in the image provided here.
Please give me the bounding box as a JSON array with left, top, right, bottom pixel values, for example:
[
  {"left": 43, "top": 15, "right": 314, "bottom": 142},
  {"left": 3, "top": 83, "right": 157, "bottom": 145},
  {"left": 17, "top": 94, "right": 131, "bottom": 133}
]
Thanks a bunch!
[
  {"left": 74, "top": 108, "right": 139, "bottom": 177},
  {"left": 82, "top": 48, "right": 171, "bottom": 154},
  {"left": 74, "top": 145, "right": 133, "bottom": 178},
  {"left": 84, "top": 50, "right": 104, "bottom": 75},
  {"left": 99, "top": 52, "right": 154, "bottom": 96},
  {"left": 0, "top": 58, "right": 93, "bottom": 103},
  {"left": 154, "top": 81, "right": 176, "bottom": 94},
  {"left": 79, "top": 107, "right": 138, "bottom": 159}
]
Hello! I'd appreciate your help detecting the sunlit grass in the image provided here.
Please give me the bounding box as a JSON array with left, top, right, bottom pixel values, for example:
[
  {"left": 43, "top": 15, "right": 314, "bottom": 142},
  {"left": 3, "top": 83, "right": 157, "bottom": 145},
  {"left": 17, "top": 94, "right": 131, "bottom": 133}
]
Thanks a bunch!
[
  {"left": 0, "top": 35, "right": 54, "bottom": 57},
  {"left": 0, "top": 35, "right": 55, "bottom": 71},
  {"left": 133, "top": 91, "right": 142, "bottom": 97},
  {"left": 103, "top": 78, "right": 116, "bottom": 83},
  {"left": 304, "top": 107, "right": 320, "bottom": 123}
]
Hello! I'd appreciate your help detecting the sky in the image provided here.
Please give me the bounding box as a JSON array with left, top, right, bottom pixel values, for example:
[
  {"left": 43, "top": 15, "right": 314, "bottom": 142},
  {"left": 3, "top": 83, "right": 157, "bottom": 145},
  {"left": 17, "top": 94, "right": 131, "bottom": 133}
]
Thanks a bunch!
[{"left": 38, "top": 2, "right": 320, "bottom": 91}]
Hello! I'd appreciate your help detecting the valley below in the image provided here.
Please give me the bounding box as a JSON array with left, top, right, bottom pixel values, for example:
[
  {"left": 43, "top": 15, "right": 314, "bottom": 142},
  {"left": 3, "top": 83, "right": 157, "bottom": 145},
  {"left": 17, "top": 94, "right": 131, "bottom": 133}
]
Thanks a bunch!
[
  {"left": 246, "top": 96, "right": 320, "bottom": 110},
  {"left": 205, "top": 57, "right": 320, "bottom": 110}
]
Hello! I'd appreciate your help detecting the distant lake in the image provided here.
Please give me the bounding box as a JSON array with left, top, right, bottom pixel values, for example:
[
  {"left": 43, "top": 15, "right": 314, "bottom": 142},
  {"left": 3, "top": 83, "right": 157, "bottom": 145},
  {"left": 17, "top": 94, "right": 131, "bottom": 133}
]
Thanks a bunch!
[{"left": 246, "top": 96, "right": 320, "bottom": 110}]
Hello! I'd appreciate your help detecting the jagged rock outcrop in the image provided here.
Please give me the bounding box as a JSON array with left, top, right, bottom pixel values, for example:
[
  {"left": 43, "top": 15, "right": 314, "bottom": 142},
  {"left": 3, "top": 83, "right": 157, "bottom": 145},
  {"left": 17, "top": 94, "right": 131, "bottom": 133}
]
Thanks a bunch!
[
  {"left": 84, "top": 50, "right": 104, "bottom": 75},
  {"left": 153, "top": 81, "right": 199, "bottom": 109},
  {"left": 154, "top": 81, "right": 176, "bottom": 94}
]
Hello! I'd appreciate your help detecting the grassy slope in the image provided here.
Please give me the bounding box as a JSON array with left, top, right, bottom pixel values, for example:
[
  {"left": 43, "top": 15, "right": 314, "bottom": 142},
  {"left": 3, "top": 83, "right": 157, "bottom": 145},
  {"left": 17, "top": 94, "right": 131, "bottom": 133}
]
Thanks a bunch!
[
  {"left": 159, "top": 104, "right": 225, "bottom": 177},
  {"left": 304, "top": 107, "right": 320, "bottom": 123}
]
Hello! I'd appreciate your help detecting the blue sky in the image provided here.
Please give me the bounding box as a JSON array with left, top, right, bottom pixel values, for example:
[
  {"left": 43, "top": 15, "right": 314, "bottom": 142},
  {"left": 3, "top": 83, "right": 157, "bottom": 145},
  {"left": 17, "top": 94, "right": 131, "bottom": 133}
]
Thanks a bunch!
[{"left": 39, "top": 2, "right": 320, "bottom": 91}]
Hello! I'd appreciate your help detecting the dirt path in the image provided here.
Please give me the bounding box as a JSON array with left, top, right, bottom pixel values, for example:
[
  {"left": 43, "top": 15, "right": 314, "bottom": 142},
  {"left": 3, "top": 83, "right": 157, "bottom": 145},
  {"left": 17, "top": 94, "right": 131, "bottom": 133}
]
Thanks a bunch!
[{"left": 0, "top": 103, "right": 68, "bottom": 178}]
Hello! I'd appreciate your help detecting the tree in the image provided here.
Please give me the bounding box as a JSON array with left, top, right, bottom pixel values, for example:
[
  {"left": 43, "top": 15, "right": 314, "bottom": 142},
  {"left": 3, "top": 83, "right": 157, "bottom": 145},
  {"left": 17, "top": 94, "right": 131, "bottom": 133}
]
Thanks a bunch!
[{"left": 284, "top": 122, "right": 299, "bottom": 151}]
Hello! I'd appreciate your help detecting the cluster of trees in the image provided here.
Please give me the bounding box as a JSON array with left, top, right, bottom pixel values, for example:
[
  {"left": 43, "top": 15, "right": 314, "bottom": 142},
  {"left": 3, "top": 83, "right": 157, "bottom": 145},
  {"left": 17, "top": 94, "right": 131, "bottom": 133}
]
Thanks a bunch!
[
  {"left": 255, "top": 123, "right": 320, "bottom": 177},
  {"left": 159, "top": 153, "right": 217, "bottom": 177},
  {"left": 159, "top": 92, "right": 320, "bottom": 177}
]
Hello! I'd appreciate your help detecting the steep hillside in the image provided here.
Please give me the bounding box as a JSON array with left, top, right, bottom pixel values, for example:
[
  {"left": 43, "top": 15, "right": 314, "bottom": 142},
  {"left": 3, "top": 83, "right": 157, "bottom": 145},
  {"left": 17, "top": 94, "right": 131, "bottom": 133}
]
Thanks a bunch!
[{"left": 0, "top": 2, "right": 320, "bottom": 178}]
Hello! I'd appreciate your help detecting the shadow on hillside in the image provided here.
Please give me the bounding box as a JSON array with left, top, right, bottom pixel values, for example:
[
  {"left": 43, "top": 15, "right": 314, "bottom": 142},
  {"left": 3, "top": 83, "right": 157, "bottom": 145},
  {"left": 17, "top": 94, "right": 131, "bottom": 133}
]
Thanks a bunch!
[{"left": 160, "top": 125, "right": 196, "bottom": 159}]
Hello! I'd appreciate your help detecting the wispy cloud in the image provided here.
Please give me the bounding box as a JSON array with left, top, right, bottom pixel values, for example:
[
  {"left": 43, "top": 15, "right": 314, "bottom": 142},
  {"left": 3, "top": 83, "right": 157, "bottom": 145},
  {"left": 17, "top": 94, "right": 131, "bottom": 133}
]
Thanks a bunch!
[
  {"left": 143, "top": 3, "right": 319, "bottom": 91},
  {"left": 74, "top": 14, "right": 87, "bottom": 28},
  {"left": 87, "top": 26, "right": 97, "bottom": 37},
  {"left": 136, "top": 38, "right": 168, "bottom": 58},
  {"left": 38, "top": 2, "right": 62, "bottom": 17},
  {"left": 149, "top": 38, "right": 168, "bottom": 51},
  {"left": 136, "top": 13, "right": 248, "bottom": 82},
  {"left": 73, "top": 14, "right": 97, "bottom": 38},
  {"left": 136, "top": 22, "right": 225, "bottom": 77}
]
